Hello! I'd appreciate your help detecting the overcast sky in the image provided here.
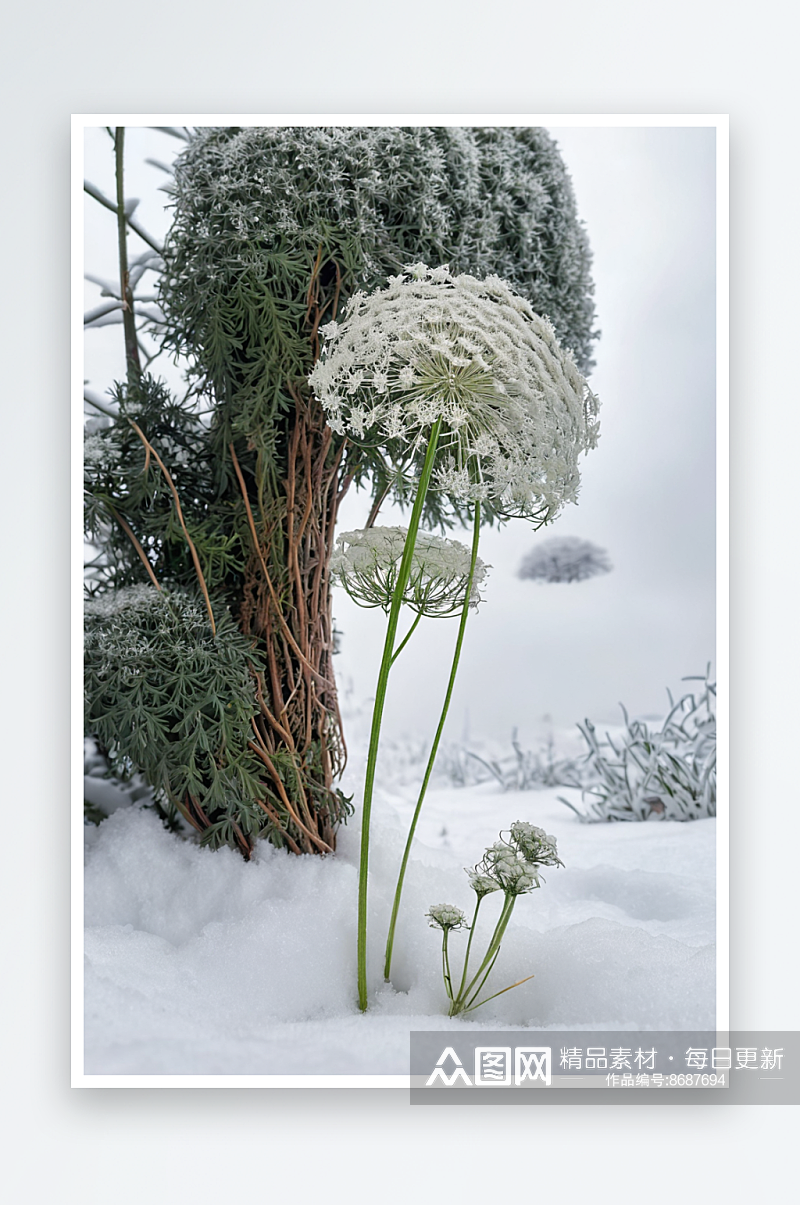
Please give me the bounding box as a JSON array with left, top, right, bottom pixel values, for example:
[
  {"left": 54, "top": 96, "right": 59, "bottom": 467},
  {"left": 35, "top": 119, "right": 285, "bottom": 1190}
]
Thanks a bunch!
[{"left": 83, "top": 123, "right": 717, "bottom": 747}]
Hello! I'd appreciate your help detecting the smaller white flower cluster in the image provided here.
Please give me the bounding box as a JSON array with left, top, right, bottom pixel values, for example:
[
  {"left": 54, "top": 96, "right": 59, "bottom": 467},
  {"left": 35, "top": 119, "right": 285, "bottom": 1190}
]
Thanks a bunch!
[
  {"left": 467, "top": 822, "right": 563, "bottom": 897},
  {"left": 309, "top": 264, "right": 599, "bottom": 520},
  {"left": 507, "top": 821, "right": 563, "bottom": 868},
  {"left": 330, "top": 526, "right": 487, "bottom": 616},
  {"left": 426, "top": 904, "right": 469, "bottom": 931}
]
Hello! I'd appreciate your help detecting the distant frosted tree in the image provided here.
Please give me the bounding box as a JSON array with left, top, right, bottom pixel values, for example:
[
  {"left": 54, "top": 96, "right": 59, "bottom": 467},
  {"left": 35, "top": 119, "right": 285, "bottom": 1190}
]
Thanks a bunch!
[{"left": 518, "top": 536, "right": 611, "bottom": 583}]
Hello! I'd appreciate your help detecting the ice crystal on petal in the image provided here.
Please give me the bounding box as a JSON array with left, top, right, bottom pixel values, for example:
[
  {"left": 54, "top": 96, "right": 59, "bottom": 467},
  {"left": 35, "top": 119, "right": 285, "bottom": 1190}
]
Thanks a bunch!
[{"left": 309, "top": 265, "right": 599, "bottom": 522}]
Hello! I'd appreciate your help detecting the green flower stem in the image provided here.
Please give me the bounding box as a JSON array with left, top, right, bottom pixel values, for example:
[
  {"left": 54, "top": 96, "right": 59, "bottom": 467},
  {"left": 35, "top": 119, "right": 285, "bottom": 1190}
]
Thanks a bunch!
[
  {"left": 454, "top": 895, "right": 483, "bottom": 1003},
  {"left": 454, "top": 893, "right": 516, "bottom": 1014},
  {"left": 383, "top": 501, "right": 482, "bottom": 982},
  {"left": 390, "top": 611, "right": 423, "bottom": 666},
  {"left": 357, "top": 418, "right": 443, "bottom": 1012},
  {"left": 455, "top": 949, "right": 501, "bottom": 1016},
  {"left": 443, "top": 930, "right": 454, "bottom": 1001},
  {"left": 461, "top": 971, "right": 536, "bottom": 1014}
]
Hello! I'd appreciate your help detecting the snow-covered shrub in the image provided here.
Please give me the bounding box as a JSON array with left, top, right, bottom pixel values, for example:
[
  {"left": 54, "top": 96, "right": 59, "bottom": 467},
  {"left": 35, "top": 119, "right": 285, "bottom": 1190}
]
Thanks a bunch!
[
  {"left": 83, "top": 585, "right": 348, "bottom": 856},
  {"left": 561, "top": 676, "right": 716, "bottom": 821},
  {"left": 518, "top": 535, "right": 611, "bottom": 583},
  {"left": 429, "top": 822, "right": 563, "bottom": 1016},
  {"left": 164, "top": 127, "right": 598, "bottom": 423}
]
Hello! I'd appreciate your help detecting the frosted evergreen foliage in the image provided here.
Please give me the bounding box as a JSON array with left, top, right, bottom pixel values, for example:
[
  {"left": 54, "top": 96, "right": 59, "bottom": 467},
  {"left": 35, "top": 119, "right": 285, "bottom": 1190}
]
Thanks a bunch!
[
  {"left": 161, "top": 126, "right": 597, "bottom": 419},
  {"left": 84, "top": 431, "right": 121, "bottom": 472},
  {"left": 331, "top": 525, "right": 487, "bottom": 615},
  {"left": 83, "top": 375, "right": 238, "bottom": 602},
  {"left": 519, "top": 535, "right": 611, "bottom": 583},
  {"left": 84, "top": 585, "right": 282, "bottom": 853},
  {"left": 310, "top": 266, "right": 599, "bottom": 521}
]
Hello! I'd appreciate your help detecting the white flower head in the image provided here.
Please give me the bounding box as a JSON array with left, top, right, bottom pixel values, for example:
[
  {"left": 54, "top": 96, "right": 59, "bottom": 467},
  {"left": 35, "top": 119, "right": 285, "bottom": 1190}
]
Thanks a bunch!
[
  {"left": 507, "top": 821, "right": 563, "bottom": 869},
  {"left": 427, "top": 904, "right": 469, "bottom": 931},
  {"left": 469, "top": 823, "right": 563, "bottom": 897},
  {"left": 477, "top": 842, "right": 540, "bottom": 894},
  {"left": 466, "top": 870, "right": 502, "bottom": 898},
  {"left": 330, "top": 525, "right": 488, "bottom": 616},
  {"left": 309, "top": 265, "right": 599, "bottom": 522}
]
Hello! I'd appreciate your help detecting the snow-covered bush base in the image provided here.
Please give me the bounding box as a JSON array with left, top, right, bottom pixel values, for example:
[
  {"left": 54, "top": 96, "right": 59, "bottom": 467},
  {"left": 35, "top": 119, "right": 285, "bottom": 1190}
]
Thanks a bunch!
[{"left": 84, "top": 777, "right": 715, "bottom": 1075}]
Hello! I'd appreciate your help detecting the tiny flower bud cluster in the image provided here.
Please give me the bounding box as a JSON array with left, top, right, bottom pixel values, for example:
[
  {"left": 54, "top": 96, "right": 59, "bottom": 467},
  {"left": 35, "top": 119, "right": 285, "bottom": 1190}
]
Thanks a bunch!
[
  {"left": 309, "top": 264, "right": 599, "bottom": 521},
  {"left": 330, "top": 526, "right": 487, "bottom": 616},
  {"left": 427, "top": 904, "right": 469, "bottom": 931},
  {"left": 467, "top": 823, "right": 563, "bottom": 897}
]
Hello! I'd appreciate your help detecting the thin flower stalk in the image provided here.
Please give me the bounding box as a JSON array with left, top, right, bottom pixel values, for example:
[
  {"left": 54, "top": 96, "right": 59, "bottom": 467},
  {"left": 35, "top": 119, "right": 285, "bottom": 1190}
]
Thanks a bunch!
[
  {"left": 390, "top": 611, "right": 423, "bottom": 666},
  {"left": 454, "top": 895, "right": 516, "bottom": 1014},
  {"left": 426, "top": 905, "right": 468, "bottom": 1002},
  {"left": 383, "top": 500, "right": 482, "bottom": 982},
  {"left": 356, "top": 418, "right": 442, "bottom": 1011}
]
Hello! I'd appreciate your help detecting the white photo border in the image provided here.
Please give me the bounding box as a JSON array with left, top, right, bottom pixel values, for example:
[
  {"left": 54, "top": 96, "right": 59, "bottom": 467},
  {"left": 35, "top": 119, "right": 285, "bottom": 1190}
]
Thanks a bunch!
[{"left": 72, "top": 112, "right": 728, "bottom": 1089}]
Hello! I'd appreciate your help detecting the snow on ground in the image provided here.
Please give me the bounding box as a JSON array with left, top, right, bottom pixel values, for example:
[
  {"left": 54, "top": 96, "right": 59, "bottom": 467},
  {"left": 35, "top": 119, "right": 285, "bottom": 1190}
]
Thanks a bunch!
[{"left": 84, "top": 767, "right": 715, "bottom": 1075}]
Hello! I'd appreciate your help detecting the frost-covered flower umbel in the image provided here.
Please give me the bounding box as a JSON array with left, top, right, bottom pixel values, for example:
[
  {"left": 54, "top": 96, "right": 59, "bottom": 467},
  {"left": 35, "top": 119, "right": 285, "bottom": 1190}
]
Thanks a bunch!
[
  {"left": 427, "top": 904, "right": 469, "bottom": 931},
  {"left": 309, "top": 265, "right": 599, "bottom": 521},
  {"left": 518, "top": 535, "right": 611, "bottom": 583},
  {"left": 466, "top": 870, "right": 502, "bottom": 898},
  {"left": 469, "top": 823, "right": 563, "bottom": 896},
  {"left": 331, "top": 525, "right": 487, "bottom": 616},
  {"left": 507, "top": 821, "right": 563, "bottom": 869},
  {"left": 477, "top": 843, "right": 541, "bottom": 895}
]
